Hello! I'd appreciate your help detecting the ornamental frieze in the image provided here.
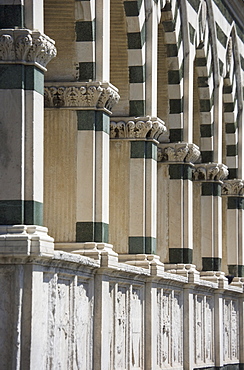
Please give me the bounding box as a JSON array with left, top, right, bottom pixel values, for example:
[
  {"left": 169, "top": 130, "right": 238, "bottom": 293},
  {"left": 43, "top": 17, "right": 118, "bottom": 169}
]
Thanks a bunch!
[
  {"left": 222, "top": 179, "right": 244, "bottom": 195},
  {"left": 110, "top": 116, "right": 166, "bottom": 140},
  {"left": 0, "top": 29, "right": 56, "bottom": 69},
  {"left": 44, "top": 82, "right": 120, "bottom": 113},
  {"left": 157, "top": 142, "right": 200, "bottom": 163},
  {"left": 193, "top": 163, "right": 228, "bottom": 181}
]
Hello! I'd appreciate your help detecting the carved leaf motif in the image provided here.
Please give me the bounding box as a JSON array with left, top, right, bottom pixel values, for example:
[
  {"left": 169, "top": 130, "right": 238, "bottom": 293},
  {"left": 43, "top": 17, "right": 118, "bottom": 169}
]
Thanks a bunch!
[
  {"left": 0, "top": 34, "right": 14, "bottom": 60},
  {"left": 16, "top": 34, "right": 32, "bottom": 61}
]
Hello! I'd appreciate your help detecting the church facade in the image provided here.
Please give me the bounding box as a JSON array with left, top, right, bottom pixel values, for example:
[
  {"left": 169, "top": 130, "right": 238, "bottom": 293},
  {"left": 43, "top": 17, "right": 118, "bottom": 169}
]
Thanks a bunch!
[{"left": 0, "top": 0, "right": 244, "bottom": 368}]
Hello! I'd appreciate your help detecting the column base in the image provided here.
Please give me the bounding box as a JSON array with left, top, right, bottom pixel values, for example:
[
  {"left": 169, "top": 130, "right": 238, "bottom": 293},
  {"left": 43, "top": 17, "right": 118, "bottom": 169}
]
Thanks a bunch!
[
  {"left": 164, "top": 263, "right": 200, "bottom": 281},
  {"left": 118, "top": 254, "right": 164, "bottom": 275},
  {"left": 200, "top": 271, "right": 228, "bottom": 286},
  {"left": 0, "top": 225, "right": 54, "bottom": 257},
  {"left": 57, "top": 242, "right": 118, "bottom": 269}
]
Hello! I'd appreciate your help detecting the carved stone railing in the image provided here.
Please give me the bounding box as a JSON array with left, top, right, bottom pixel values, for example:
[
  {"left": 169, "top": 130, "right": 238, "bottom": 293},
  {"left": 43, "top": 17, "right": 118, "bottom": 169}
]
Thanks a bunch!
[
  {"left": 222, "top": 179, "right": 244, "bottom": 195},
  {"left": 193, "top": 163, "right": 229, "bottom": 182},
  {"left": 157, "top": 142, "right": 200, "bottom": 163},
  {"left": 44, "top": 82, "right": 120, "bottom": 113},
  {"left": 0, "top": 29, "right": 56, "bottom": 69},
  {"left": 110, "top": 116, "right": 166, "bottom": 140}
]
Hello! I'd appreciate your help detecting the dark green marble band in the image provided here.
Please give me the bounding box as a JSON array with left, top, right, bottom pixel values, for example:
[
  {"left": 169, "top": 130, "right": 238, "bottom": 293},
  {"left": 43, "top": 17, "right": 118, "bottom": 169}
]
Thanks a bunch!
[
  {"left": 0, "top": 200, "right": 43, "bottom": 226},
  {"left": 76, "top": 222, "right": 109, "bottom": 243},
  {"left": 169, "top": 248, "right": 193, "bottom": 264},
  {"left": 202, "top": 257, "right": 221, "bottom": 271},
  {"left": 77, "top": 111, "right": 110, "bottom": 133},
  {"left": 129, "top": 237, "right": 156, "bottom": 254}
]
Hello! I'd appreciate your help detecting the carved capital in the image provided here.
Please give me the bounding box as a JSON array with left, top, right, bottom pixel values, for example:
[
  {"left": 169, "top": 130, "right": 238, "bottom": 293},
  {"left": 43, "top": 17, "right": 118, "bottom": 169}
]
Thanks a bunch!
[
  {"left": 0, "top": 29, "right": 56, "bottom": 69},
  {"left": 110, "top": 116, "right": 166, "bottom": 140},
  {"left": 193, "top": 163, "right": 229, "bottom": 182},
  {"left": 222, "top": 179, "right": 244, "bottom": 195},
  {"left": 44, "top": 82, "right": 119, "bottom": 113},
  {"left": 157, "top": 142, "right": 200, "bottom": 163}
]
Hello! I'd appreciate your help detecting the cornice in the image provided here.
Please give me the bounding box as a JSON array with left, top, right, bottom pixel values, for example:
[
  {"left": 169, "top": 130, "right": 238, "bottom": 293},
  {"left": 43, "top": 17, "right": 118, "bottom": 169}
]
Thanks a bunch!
[
  {"left": 44, "top": 82, "right": 120, "bottom": 114},
  {"left": 222, "top": 179, "right": 244, "bottom": 196},
  {"left": 193, "top": 163, "right": 229, "bottom": 182},
  {"left": 157, "top": 142, "right": 200, "bottom": 163},
  {"left": 0, "top": 29, "right": 56, "bottom": 70},
  {"left": 110, "top": 116, "right": 166, "bottom": 140}
]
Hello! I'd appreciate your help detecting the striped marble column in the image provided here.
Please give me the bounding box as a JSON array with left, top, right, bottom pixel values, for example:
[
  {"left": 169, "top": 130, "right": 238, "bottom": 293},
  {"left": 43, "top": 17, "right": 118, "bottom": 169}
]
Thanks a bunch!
[
  {"left": 193, "top": 164, "right": 228, "bottom": 275},
  {"left": 157, "top": 143, "right": 200, "bottom": 265},
  {"left": 110, "top": 117, "right": 166, "bottom": 256},
  {"left": 45, "top": 82, "right": 119, "bottom": 244},
  {"left": 222, "top": 180, "right": 244, "bottom": 277},
  {"left": 0, "top": 8, "right": 56, "bottom": 226}
]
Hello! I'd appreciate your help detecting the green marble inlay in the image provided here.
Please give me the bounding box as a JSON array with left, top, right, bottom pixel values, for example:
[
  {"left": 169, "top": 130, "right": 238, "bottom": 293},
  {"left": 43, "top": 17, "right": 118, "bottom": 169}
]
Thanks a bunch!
[
  {"left": 169, "top": 248, "right": 193, "bottom": 264},
  {"left": 241, "top": 56, "right": 244, "bottom": 71},
  {"left": 200, "top": 124, "right": 213, "bottom": 137},
  {"left": 201, "top": 151, "right": 213, "bottom": 163},
  {"left": 228, "top": 168, "right": 238, "bottom": 179},
  {"left": 202, "top": 183, "right": 221, "bottom": 197},
  {"left": 212, "top": 0, "right": 232, "bottom": 25},
  {"left": 169, "top": 99, "right": 183, "bottom": 114},
  {"left": 169, "top": 164, "right": 193, "bottom": 180},
  {"left": 168, "top": 70, "right": 182, "bottom": 84},
  {"left": 124, "top": 1, "right": 140, "bottom": 16},
  {"left": 195, "top": 57, "right": 207, "bottom": 67},
  {"left": 130, "top": 141, "right": 157, "bottom": 160},
  {"left": 224, "top": 102, "right": 235, "bottom": 112},
  {"left": 228, "top": 265, "right": 244, "bottom": 277},
  {"left": 127, "top": 23, "right": 145, "bottom": 49},
  {"left": 216, "top": 22, "right": 228, "bottom": 47},
  {"left": 77, "top": 111, "right": 110, "bottom": 133},
  {"left": 76, "top": 20, "right": 95, "bottom": 42},
  {"left": 78, "top": 62, "right": 95, "bottom": 81},
  {"left": 129, "top": 236, "right": 156, "bottom": 254},
  {"left": 129, "top": 65, "right": 145, "bottom": 83},
  {"left": 223, "top": 85, "right": 233, "bottom": 94},
  {"left": 0, "top": 65, "right": 43, "bottom": 94},
  {"left": 225, "top": 122, "right": 237, "bottom": 134},
  {"left": 0, "top": 4, "right": 24, "bottom": 28},
  {"left": 226, "top": 144, "right": 238, "bottom": 156},
  {"left": 169, "top": 128, "right": 183, "bottom": 142},
  {"left": 187, "top": 0, "right": 200, "bottom": 12},
  {"left": 76, "top": 222, "right": 109, "bottom": 243},
  {"left": 219, "top": 58, "right": 224, "bottom": 76},
  {"left": 129, "top": 100, "right": 145, "bottom": 117},
  {"left": 189, "top": 23, "right": 195, "bottom": 44},
  {"left": 202, "top": 257, "right": 221, "bottom": 271},
  {"left": 0, "top": 200, "right": 43, "bottom": 225},
  {"left": 198, "top": 76, "right": 209, "bottom": 88},
  {"left": 167, "top": 44, "right": 178, "bottom": 57},
  {"left": 162, "top": 20, "right": 175, "bottom": 32},
  {"left": 227, "top": 197, "right": 244, "bottom": 210}
]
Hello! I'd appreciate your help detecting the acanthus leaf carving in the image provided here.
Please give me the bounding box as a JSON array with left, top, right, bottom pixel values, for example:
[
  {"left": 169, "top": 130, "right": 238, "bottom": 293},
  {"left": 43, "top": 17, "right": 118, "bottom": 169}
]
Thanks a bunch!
[
  {"left": 110, "top": 116, "right": 166, "bottom": 140},
  {"left": 158, "top": 142, "right": 200, "bottom": 163},
  {"left": 44, "top": 82, "right": 119, "bottom": 113},
  {"left": 0, "top": 29, "right": 56, "bottom": 68},
  {"left": 193, "top": 163, "right": 229, "bottom": 181},
  {"left": 222, "top": 179, "right": 244, "bottom": 195}
]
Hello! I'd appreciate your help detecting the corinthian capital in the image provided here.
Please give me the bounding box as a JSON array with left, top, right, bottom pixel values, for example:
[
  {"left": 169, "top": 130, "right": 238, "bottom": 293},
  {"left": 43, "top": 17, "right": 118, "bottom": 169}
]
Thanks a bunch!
[
  {"left": 44, "top": 82, "right": 119, "bottom": 113},
  {"left": 193, "top": 163, "right": 228, "bottom": 181},
  {"left": 222, "top": 179, "right": 244, "bottom": 195},
  {"left": 0, "top": 29, "right": 56, "bottom": 69},
  {"left": 110, "top": 116, "right": 166, "bottom": 140},
  {"left": 157, "top": 142, "right": 200, "bottom": 163}
]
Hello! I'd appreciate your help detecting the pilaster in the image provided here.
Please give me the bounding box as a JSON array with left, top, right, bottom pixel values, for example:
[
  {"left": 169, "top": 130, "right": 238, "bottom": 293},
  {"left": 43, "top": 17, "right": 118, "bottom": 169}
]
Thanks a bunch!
[
  {"left": 193, "top": 163, "right": 228, "bottom": 277},
  {"left": 45, "top": 82, "right": 119, "bottom": 244},
  {"left": 0, "top": 9, "right": 56, "bottom": 227},
  {"left": 157, "top": 142, "right": 200, "bottom": 266},
  {"left": 110, "top": 116, "right": 166, "bottom": 254},
  {"left": 222, "top": 179, "right": 244, "bottom": 277}
]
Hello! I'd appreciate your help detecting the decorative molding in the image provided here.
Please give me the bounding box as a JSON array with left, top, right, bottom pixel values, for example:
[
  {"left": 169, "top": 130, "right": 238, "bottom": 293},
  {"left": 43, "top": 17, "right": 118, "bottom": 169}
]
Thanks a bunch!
[
  {"left": 193, "top": 163, "right": 229, "bottom": 182},
  {"left": 44, "top": 82, "right": 120, "bottom": 113},
  {"left": 110, "top": 116, "right": 166, "bottom": 140},
  {"left": 222, "top": 179, "right": 244, "bottom": 195},
  {"left": 0, "top": 29, "right": 56, "bottom": 69},
  {"left": 157, "top": 142, "right": 200, "bottom": 163}
]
